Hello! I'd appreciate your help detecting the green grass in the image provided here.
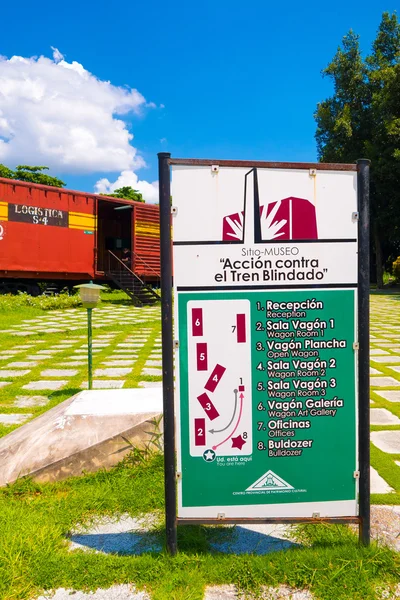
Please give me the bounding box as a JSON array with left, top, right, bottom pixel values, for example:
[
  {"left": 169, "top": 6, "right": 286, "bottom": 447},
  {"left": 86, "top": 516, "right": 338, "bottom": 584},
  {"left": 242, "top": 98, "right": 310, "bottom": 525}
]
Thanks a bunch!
[
  {"left": 0, "top": 291, "right": 162, "bottom": 437},
  {"left": 0, "top": 455, "right": 399, "bottom": 600},
  {"left": 0, "top": 294, "right": 399, "bottom": 599}
]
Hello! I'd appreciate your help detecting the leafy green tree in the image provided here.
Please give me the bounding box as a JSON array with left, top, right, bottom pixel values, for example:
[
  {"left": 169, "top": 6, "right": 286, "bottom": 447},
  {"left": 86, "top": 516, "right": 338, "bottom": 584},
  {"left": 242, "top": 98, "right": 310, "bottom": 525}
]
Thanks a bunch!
[
  {"left": 101, "top": 186, "right": 144, "bottom": 202},
  {"left": 0, "top": 164, "right": 15, "bottom": 179},
  {"left": 315, "top": 12, "right": 400, "bottom": 287},
  {"left": 0, "top": 164, "right": 66, "bottom": 188}
]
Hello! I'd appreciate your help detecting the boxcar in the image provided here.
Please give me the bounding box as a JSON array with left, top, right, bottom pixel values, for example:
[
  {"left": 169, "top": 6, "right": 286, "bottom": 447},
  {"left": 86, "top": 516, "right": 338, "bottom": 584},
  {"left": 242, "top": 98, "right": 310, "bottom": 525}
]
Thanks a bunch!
[{"left": 0, "top": 177, "right": 160, "bottom": 297}]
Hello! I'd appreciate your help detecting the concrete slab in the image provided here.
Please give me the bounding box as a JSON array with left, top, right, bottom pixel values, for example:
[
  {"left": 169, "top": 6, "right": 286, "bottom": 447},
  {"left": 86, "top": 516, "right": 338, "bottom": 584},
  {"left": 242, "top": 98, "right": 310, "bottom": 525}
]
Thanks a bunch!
[
  {"left": 14, "top": 396, "right": 49, "bottom": 408},
  {"left": 370, "top": 408, "right": 400, "bottom": 425},
  {"left": 141, "top": 368, "right": 162, "bottom": 376},
  {"left": 370, "top": 467, "right": 394, "bottom": 493},
  {"left": 209, "top": 523, "right": 299, "bottom": 555},
  {"left": 69, "top": 513, "right": 161, "bottom": 555},
  {"left": 0, "top": 388, "right": 162, "bottom": 485},
  {"left": 94, "top": 368, "right": 132, "bottom": 377},
  {"left": 370, "top": 368, "right": 383, "bottom": 375},
  {"left": 370, "top": 377, "right": 400, "bottom": 387},
  {"left": 102, "top": 361, "right": 136, "bottom": 367},
  {"left": 372, "top": 356, "right": 400, "bottom": 363},
  {"left": 56, "top": 361, "right": 86, "bottom": 367},
  {"left": 371, "top": 430, "right": 400, "bottom": 454},
  {"left": 117, "top": 344, "right": 143, "bottom": 348},
  {"left": 0, "top": 414, "right": 32, "bottom": 425},
  {"left": 36, "top": 586, "right": 150, "bottom": 600},
  {"left": 139, "top": 381, "right": 162, "bottom": 388},
  {"left": 0, "top": 369, "right": 31, "bottom": 378},
  {"left": 370, "top": 349, "right": 390, "bottom": 355},
  {"left": 396, "top": 461, "right": 400, "bottom": 467},
  {"left": 80, "top": 380, "right": 125, "bottom": 389},
  {"left": 375, "top": 391, "right": 400, "bottom": 402},
  {"left": 22, "top": 381, "right": 68, "bottom": 391},
  {"left": 40, "top": 369, "right": 78, "bottom": 377},
  {"left": 145, "top": 360, "right": 162, "bottom": 367},
  {"left": 0, "top": 382, "right": 11, "bottom": 388}
]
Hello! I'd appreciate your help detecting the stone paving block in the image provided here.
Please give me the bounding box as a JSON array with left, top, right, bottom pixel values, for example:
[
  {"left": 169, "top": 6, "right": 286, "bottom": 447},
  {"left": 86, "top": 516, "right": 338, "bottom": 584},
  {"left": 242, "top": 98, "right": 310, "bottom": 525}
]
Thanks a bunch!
[
  {"left": 0, "top": 414, "right": 32, "bottom": 425},
  {"left": 0, "top": 369, "right": 31, "bottom": 378},
  {"left": 370, "top": 377, "right": 400, "bottom": 387},
  {"left": 80, "top": 380, "right": 125, "bottom": 389},
  {"left": 12, "top": 331, "right": 38, "bottom": 336},
  {"left": 36, "top": 585, "right": 151, "bottom": 599},
  {"left": 36, "top": 349, "right": 60, "bottom": 355},
  {"left": 51, "top": 344, "right": 75, "bottom": 349},
  {"left": 22, "top": 380, "right": 68, "bottom": 391},
  {"left": 117, "top": 343, "right": 143, "bottom": 348},
  {"left": 12, "top": 344, "right": 35, "bottom": 349},
  {"left": 376, "top": 391, "right": 400, "bottom": 403},
  {"left": 146, "top": 360, "right": 162, "bottom": 367},
  {"left": 396, "top": 461, "right": 400, "bottom": 467},
  {"left": 26, "top": 355, "right": 52, "bottom": 360},
  {"left": 141, "top": 368, "right": 162, "bottom": 376},
  {"left": 372, "top": 355, "right": 400, "bottom": 363},
  {"left": 40, "top": 369, "right": 78, "bottom": 377},
  {"left": 0, "top": 382, "right": 11, "bottom": 388},
  {"left": 370, "top": 349, "right": 390, "bottom": 356},
  {"left": 370, "top": 408, "right": 400, "bottom": 425},
  {"left": 370, "top": 367, "right": 382, "bottom": 375},
  {"left": 0, "top": 350, "right": 20, "bottom": 355},
  {"left": 7, "top": 361, "right": 39, "bottom": 368},
  {"left": 102, "top": 360, "right": 136, "bottom": 367},
  {"left": 138, "top": 381, "right": 162, "bottom": 388},
  {"left": 371, "top": 430, "right": 400, "bottom": 453},
  {"left": 14, "top": 396, "right": 49, "bottom": 408},
  {"left": 94, "top": 368, "right": 132, "bottom": 377}
]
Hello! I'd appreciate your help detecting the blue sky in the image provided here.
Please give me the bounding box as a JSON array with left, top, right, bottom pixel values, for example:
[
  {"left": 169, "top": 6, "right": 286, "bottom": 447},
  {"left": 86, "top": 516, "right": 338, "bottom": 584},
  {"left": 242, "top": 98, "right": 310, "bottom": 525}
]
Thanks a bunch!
[{"left": 0, "top": 0, "right": 397, "bottom": 198}]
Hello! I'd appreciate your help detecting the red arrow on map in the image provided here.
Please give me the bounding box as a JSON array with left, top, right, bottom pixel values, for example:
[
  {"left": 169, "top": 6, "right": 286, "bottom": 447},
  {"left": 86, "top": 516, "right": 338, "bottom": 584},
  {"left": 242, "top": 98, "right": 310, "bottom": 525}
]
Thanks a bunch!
[{"left": 212, "top": 392, "right": 244, "bottom": 451}]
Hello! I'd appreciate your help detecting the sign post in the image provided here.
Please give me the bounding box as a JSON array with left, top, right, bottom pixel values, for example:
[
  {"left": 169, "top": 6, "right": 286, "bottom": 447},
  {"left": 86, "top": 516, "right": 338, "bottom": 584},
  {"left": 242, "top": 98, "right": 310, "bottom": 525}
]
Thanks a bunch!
[{"left": 159, "top": 155, "right": 370, "bottom": 553}]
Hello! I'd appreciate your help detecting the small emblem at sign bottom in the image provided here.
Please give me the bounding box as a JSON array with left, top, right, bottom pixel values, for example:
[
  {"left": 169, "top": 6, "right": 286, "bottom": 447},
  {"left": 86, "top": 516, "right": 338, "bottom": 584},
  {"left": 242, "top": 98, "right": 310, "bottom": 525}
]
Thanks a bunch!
[{"left": 203, "top": 449, "right": 216, "bottom": 462}]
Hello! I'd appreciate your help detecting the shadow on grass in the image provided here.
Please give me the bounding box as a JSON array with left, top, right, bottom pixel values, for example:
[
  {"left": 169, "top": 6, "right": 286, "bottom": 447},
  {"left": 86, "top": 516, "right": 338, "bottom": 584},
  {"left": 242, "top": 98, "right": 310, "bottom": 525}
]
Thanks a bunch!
[{"left": 70, "top": 524, "right": 302, "bottom": 557}]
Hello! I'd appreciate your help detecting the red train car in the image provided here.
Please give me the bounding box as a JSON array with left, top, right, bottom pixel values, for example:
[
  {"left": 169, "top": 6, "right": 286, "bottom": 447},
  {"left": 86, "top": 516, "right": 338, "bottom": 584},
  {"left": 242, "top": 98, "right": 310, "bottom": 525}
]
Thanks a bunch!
[{"left": 0, "top": 177, "right": 160, "bottom": 303}]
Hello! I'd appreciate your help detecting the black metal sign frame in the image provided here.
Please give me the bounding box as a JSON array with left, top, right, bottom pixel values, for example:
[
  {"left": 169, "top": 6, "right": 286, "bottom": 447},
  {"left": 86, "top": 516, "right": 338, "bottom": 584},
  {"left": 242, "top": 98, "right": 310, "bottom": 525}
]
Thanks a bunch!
[{"left": 159, "top": 152, "right": 370, "bottom": 555}]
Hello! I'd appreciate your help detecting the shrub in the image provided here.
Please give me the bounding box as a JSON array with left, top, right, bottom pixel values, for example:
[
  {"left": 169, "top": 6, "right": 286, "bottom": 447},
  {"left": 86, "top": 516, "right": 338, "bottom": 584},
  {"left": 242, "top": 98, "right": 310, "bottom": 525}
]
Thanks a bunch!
[
  {"left": 392, "top": 257, "right": 400, "bottom": 282},
  {"left": 0, "top": 292, "right": 82, "bottom": 312}
]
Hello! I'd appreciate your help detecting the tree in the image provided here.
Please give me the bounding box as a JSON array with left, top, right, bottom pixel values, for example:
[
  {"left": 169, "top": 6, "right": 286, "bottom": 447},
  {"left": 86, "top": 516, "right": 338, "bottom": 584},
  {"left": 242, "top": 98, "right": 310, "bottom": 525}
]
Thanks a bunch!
[
  {"left": 101, "top": 186, "right": 145, "bottom": 202},
  {"left": 315, "top": 12, "right": 400, "bottom": 287},
  {"left": 0, "top": 164, "right": 66, "bottom": 188}
]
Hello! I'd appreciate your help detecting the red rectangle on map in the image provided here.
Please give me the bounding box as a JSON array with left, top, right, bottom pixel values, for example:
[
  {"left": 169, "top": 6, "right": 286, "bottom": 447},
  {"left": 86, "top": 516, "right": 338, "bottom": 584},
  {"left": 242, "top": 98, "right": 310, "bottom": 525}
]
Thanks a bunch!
[
  {"left": 192, "top": 308, "right": 203, "bottom": 336},
  {"left": 196, "top": 343, "right": 208, "bottom": 371},
  {"left": 237, "top": 314, "right": 246, "bottom": 343},
  {"left": 194, "top": 418, "right": 206, "bottom": 446},
  {"left": 197, "top": 392, "right": 219, "bottom": 420},
  {"left": 204, "top": 364, "right": 226, "bottom": 393},
  {"left": 238, "top": 385, "right": 245, "bottom": 391}
]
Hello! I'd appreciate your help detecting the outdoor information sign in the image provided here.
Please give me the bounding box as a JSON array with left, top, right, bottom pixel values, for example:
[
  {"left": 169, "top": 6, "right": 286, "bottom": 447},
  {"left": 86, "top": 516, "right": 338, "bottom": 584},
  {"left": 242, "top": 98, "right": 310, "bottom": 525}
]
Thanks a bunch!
[{"left": 158, "top": 156, "right": 370, "bottom": 551}]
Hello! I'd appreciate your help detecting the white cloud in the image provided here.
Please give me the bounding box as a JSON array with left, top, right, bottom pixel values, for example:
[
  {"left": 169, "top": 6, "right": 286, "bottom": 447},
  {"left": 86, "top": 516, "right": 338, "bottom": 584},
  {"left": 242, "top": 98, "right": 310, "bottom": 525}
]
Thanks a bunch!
[
  {"left": 0, "top": 50, "right": 151, "bottom": 174},
  {"left": 95, "top": 170, "right": 159, "bottom": 204},
  {"left": 51, "top": 47, "right": 64, "bottom": 63}
]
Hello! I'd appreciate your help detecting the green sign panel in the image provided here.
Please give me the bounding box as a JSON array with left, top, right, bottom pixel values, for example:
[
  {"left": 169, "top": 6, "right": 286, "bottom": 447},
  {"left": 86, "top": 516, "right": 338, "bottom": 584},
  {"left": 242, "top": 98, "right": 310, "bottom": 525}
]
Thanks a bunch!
[
  {"left": 177, "top": 289, "right": 357, "bottom": 515},
  {"left": 172, "top": 163, "right": 359, "bottom": 519}
]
